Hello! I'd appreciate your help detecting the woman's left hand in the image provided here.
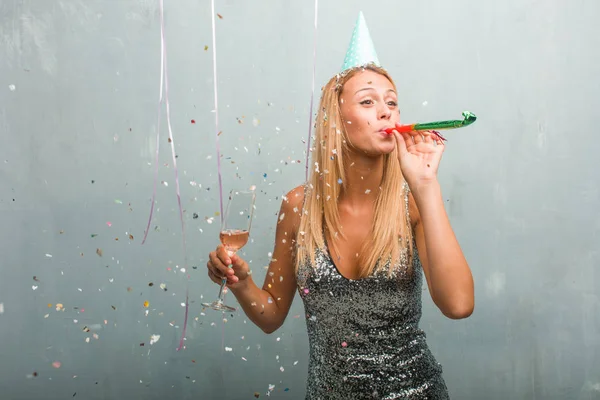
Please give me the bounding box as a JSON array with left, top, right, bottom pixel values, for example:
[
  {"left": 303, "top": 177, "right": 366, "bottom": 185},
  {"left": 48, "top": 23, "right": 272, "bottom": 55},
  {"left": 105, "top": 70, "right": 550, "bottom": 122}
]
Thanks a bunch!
[{"left": 392, "top": 130, "right": 445, "bottom": 189}]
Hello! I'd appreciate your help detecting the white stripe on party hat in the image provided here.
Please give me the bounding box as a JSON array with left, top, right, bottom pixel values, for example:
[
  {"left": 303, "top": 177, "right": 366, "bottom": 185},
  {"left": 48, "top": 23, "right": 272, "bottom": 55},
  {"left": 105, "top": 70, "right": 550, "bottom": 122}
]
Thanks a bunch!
[{"left": 340, "top": 11, "right": 381, "bottom": 73}]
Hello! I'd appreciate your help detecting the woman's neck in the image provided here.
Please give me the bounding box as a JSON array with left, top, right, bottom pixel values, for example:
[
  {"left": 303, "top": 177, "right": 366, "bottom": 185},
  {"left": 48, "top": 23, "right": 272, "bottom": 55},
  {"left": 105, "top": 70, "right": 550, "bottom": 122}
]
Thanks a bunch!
[{"left": 338, "top": 154, "right": 384, "bottom": 210}]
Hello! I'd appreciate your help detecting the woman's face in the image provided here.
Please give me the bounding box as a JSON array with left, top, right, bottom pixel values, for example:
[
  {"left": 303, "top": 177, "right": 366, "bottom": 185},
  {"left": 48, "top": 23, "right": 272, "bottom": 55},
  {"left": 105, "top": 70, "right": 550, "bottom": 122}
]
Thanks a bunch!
[{"left": 339, "top": 70, "right": 399, "bottom": 157}]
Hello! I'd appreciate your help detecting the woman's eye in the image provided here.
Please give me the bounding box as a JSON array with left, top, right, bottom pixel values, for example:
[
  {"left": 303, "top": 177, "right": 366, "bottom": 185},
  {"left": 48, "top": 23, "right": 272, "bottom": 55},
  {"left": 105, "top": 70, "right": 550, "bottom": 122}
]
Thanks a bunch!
[
  {"left": 360, "top": 99, "right": 373, "bottom": 105},
  {"left": 387, "top": 101, "right": 398, "bottom": 107}
]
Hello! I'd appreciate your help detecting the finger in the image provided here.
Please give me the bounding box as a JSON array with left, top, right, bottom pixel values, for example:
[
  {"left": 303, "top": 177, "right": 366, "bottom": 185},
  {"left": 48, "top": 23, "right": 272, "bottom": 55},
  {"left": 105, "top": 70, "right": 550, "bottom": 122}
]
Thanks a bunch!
[
  {"left": 208, "top": 266, "right": 237, "bottom": 285},
  {"left": 209, "top": 251, "right": 234, "bottom": 278},
  {"left": 413, "top": 131, "right": 424, "bottom": 144},
  {"left": 206, "top": 261, "right": 222, "bottom": 280},
  {"left": 400, "top": 132, "right": 413, "bottom": 147},
  {"left": 207, "top": 269, "right": 221, "bottom": 284},
  {"left": 393, "top": 131, "right": 408, "bottom": 157},
  {"left": 217, "top": 244, "right": 232, "bottom": 265},
  {"left": 423, "top": 131, "right": 433, "bottom": 144}
]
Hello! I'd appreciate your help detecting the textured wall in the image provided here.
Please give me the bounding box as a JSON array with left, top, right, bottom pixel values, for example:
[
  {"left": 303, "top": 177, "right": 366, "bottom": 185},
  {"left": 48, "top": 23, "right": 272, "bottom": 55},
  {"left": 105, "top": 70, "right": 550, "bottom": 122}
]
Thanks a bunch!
[{"left": 1, "top": 1, "right": 599, "bottom": 399}]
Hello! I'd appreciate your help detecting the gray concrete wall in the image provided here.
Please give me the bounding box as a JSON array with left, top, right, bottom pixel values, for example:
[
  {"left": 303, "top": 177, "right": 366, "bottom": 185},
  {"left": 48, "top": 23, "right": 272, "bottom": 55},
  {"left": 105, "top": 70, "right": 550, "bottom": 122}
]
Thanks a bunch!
[{"left": 1, "top": 1, "right": 599, "bottom": 399}]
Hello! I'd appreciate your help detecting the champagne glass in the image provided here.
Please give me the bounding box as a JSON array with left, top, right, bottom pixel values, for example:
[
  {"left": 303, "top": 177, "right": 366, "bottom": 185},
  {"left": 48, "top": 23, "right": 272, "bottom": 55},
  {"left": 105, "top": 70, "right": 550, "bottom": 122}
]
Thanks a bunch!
[{"left": 202, "top": 189, "right": 255, "bottom": 312}]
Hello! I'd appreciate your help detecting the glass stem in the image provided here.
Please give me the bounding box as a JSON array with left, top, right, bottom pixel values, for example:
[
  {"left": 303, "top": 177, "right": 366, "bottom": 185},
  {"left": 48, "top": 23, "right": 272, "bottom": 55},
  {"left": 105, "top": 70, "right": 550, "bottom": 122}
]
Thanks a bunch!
[
  {"left": 217, "top": 250, "right": 235, "bottom": 303},
  {"left": 217, "top": 273, "right": 229, "bottom": 302}
]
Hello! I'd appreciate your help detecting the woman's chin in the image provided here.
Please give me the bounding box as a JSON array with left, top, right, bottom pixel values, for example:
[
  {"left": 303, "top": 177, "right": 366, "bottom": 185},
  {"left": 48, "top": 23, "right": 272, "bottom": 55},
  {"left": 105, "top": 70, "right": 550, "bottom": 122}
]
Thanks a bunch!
[{"left": 378, "top": 143, "right": 396, "bottom": 155}]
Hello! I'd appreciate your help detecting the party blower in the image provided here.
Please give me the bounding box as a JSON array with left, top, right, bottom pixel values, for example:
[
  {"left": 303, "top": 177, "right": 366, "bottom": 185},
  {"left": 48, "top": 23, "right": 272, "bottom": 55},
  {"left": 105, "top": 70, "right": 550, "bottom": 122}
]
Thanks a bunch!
[{"left": 384, "top": 111, "right": 477, "bottom": 141}]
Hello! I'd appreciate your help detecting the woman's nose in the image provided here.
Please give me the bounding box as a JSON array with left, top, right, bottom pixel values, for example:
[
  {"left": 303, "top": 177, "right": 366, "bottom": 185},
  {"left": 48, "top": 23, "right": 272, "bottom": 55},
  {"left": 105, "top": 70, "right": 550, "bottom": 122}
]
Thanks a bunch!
[{"left": 379, "top": 106, "right": 391, "bottom": 120}]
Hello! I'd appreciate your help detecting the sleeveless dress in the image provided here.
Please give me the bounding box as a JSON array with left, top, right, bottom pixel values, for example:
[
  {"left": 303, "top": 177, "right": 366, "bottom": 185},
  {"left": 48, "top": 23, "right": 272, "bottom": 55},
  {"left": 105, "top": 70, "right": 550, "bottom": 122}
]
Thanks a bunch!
[{"left": 296, "top": 184, "right": 450, "bottom": 399}]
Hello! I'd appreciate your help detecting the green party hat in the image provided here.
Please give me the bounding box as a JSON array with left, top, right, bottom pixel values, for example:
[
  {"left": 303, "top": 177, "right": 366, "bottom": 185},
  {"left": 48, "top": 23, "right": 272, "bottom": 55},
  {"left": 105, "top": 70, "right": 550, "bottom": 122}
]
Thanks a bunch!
[{"left": 340, "top": 11, "right": 381, "bottom": 73}]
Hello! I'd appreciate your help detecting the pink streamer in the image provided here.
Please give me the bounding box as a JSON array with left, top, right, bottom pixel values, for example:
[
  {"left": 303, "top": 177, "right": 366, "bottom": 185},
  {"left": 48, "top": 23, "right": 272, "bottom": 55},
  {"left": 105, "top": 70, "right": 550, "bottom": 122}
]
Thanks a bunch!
[
  {"left": 141, "top": 0, "right": 189, "bottom": 351},
  {"left": 304, "top": 0, "right": 319, "bottom": 182},
  {"left": 211, "top": 0, "right": 224, "bottom": 223},
  {"left": 210, "top": 0, "right": 228, "bottom": 353}
]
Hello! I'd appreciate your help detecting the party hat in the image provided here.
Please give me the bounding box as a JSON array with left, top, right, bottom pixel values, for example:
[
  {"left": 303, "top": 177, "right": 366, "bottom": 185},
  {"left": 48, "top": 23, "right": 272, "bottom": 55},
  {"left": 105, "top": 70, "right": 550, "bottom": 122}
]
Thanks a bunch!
[{"left": 340, "top": 11, "right": 381, "bottom": 73}]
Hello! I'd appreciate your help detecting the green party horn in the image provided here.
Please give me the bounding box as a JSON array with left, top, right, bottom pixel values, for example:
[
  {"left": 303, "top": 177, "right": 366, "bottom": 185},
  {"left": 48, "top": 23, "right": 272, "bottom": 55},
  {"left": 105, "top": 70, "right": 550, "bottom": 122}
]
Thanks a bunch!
[{"left": 384, "top": 111, "right": 477, "bottom": 140}]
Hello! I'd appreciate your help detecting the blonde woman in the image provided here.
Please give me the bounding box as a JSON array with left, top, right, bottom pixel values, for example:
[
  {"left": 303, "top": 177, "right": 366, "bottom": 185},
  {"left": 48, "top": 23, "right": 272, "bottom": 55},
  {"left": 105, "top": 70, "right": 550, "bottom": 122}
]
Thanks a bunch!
[{"left": 207, "top": 13, "right": 474, "bottom": 399}]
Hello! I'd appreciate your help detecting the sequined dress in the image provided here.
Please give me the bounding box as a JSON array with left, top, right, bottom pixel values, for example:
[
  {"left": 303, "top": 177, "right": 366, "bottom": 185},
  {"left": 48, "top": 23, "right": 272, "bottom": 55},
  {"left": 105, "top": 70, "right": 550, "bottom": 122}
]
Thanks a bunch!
[{"left": 296, "top": 188, "right": 449, "bottom": 399}]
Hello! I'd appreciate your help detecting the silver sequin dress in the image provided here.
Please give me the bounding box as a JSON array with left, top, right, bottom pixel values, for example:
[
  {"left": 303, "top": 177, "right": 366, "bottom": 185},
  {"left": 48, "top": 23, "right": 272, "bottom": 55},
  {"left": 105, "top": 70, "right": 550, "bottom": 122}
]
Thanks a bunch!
[{"left": 296, "top": 185, "right": 449, "bottom": 400}]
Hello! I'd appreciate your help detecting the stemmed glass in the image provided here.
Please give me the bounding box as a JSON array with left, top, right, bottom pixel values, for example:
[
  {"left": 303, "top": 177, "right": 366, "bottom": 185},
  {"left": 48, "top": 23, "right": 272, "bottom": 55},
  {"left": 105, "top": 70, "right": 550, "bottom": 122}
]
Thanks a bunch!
[{"left": 202, "top": 189, "right": 255, "bottom": 312}]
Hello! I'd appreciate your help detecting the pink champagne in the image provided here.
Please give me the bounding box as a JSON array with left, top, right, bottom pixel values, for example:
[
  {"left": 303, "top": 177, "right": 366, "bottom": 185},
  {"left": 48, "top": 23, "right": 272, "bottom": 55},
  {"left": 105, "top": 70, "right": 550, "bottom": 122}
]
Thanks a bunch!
[{"left": 220, "top": 229, "right": 249, "bottom": 252}]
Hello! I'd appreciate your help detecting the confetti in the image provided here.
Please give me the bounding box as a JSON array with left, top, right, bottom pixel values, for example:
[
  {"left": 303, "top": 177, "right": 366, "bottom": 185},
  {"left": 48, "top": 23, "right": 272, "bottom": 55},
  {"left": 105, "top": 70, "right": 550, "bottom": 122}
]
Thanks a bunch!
[
  {"left": 225, "top": 347, "right": 232, "bottom": 352},
  {"left": 52, "top": 361, "right": 61, "bottom": 369},
  {"left": 106, "top": 222, "right": 112, "bottom": 227},
  {"left": 150, "top": 334, "right": 160, "bottom": 345},
  {"left": 0, "top": 303, "right": 4, "bottom": 314},
  {"left": 96, "top": 248, "right": 103, "bottom": 257},
  {"left": 8, "top": 84, "right": 16, "bottom": 91},
  {"left": 143, "top": 301, "right": 149, "bottom": 308}
]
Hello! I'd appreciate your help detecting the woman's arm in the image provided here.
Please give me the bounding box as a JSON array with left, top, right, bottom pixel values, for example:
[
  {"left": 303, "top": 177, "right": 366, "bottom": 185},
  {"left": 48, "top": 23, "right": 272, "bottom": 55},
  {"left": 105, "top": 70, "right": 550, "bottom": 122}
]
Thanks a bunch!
[
  {"left": 229, "top": 186, "right": 304, "bottom": 333},
  {"left": 409, "top": 182, "right": 474, "bottom": 319}
]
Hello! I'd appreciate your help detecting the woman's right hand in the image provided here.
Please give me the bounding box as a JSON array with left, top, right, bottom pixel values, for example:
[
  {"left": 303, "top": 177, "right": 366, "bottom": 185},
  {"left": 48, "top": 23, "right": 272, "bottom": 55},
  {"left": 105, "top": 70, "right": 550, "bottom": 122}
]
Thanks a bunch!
[{"left": 207, "top": 244, "right": 251, "bottom": 288}]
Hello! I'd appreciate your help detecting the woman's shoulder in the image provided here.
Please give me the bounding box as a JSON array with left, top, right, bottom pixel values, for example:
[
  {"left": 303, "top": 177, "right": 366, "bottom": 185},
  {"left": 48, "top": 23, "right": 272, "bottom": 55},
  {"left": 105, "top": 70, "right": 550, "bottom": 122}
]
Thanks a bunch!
[
  {"left": 283, "top": 184, "right": 306, "bottom": 213},
  {"left": 279, "top": 184, "right": 306, "bottom": 232}
]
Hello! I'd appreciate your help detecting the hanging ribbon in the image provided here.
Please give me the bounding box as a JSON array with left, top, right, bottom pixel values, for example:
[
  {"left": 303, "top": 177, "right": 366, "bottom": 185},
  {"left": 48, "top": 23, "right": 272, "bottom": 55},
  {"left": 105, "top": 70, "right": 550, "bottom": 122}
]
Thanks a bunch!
[
  {"left": 304, "top": 0, "right": 319, "bottom": 182},
  {"left": 142, "top": 0, "right": 189, "bottom": 351},
  {"left": 211, "top": 0, "right": 225, "bottom": 222}
]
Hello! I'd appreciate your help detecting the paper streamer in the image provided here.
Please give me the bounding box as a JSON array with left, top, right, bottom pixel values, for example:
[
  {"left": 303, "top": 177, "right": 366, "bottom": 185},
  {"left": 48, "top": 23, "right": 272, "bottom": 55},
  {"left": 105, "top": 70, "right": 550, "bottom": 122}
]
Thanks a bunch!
[
  {"left": 141, "top": 0, "right": 189, "bottom": 351},
  {"left": 211, "top": 0, "right": 225, "bottom": 222},
  {"left": 304, "top": 0, "right": 319, "bottom": 182}
]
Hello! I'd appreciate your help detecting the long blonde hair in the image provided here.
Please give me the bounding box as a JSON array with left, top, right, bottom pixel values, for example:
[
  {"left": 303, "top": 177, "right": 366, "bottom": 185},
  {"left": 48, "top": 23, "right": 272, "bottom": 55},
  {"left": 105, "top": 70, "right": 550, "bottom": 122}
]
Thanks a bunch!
[{"left": 295, "top": 65, "right": 414, "bottom": 278}]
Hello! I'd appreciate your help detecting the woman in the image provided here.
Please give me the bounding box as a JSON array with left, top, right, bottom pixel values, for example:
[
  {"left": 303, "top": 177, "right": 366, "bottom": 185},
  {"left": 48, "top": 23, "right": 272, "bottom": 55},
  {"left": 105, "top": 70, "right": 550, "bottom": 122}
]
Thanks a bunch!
[{"left": 207, "top": 14, "right": 474, "bottom": 399}]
